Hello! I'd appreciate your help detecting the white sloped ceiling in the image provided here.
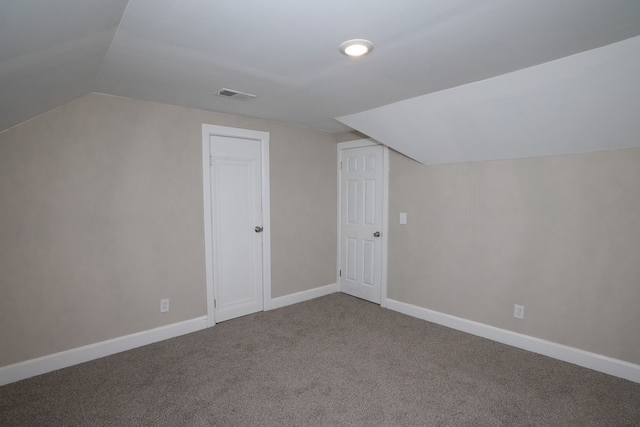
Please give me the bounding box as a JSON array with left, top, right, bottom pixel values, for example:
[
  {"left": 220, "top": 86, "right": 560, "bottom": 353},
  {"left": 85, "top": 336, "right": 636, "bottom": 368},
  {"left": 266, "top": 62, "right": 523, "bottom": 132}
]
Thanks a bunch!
[
  {"left": 2, "top": 0, "right": 640, "bottom": 166},
  {"left": 338, "top": 36, "right": 640, "bottom": 165}
]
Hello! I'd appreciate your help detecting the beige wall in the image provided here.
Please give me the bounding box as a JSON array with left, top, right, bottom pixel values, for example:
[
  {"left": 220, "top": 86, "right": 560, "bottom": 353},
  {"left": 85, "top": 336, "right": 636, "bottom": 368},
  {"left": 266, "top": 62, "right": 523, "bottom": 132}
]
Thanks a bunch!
[
  {"left": 0, "top": 93, "right": 337, "bottom": 367},
  {"left": 388, "top": 148, "right": 640, "bottom": 365}
]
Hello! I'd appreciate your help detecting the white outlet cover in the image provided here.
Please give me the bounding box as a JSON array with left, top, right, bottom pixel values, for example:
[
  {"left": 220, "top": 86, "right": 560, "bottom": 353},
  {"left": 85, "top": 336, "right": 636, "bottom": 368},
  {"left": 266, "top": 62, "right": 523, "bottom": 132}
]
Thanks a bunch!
[
  {"left": 400, "top": 212, "right": 407, "bottom": 225},
  {"left": 160, "top": 299, "right": 170, "bottom": 313},
  {"left": 514, "top": 304, "right": 524, "bottom": 319}
]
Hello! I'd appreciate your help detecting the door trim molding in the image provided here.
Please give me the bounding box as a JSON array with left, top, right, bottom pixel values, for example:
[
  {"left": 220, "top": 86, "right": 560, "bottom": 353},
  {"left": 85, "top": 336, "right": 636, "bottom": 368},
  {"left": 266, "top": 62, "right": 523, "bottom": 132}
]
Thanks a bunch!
[
  {"left": 202, "top": 124, "right": 271, "bottom": 326},
  {"left": 337, "top": 139, "right": 389, "bottom": 307}
]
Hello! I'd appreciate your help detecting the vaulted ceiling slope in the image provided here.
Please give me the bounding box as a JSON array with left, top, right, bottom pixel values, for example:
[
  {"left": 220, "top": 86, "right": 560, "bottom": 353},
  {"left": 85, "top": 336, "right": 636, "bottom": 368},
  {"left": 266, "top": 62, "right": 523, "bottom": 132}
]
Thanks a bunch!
[
  {"left": 2, "top": 0, "right": 640, "bottom": 144},
  {"left": 0, "top": 0, "right": 129, "bottom": 132},
  {"left": 339, "top": 35, "right": 640, "bottom": 165}
]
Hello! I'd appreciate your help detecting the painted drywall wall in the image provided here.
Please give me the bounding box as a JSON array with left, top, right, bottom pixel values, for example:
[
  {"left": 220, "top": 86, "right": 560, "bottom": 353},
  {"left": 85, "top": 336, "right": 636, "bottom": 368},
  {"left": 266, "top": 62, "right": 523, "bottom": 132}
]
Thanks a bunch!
[
  {"left": 0, "top": 93, "right": 337, "bottom": 367},
  {"left": 388, "top": 148, "right": 640, "bottom": 365},
  {"left": 338, "top": 35, "right": 640, "bottom": 165}
]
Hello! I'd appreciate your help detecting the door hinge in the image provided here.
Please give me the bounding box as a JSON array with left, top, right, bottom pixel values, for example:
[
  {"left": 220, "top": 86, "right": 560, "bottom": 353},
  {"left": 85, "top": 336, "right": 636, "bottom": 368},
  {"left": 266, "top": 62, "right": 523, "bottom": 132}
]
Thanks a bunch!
[
  {"left": 210, "top": 156, "right": 213, "bottom": 166},
  {"left": 340, "top": 161, "right": 342, "bottom": 170},
  {"left": 339, "top": 269, "right": 341, "bottom": 277},
  {"left": 214, "top": 299, "right": 217, "bottom": 308}
]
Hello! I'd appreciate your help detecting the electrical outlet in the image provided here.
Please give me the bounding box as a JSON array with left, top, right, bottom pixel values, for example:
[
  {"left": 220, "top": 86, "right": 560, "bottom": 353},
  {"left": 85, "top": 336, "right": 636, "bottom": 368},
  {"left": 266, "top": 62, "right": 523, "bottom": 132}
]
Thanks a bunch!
[
  {"left": 514, "top": 304, "right": 524, "bottom": 319},
  {"left": 160, "top": 299, "right": 169, "bottom": 313},
  {"left": 399, "top": 212, "right": 407, "bottom": 225}
]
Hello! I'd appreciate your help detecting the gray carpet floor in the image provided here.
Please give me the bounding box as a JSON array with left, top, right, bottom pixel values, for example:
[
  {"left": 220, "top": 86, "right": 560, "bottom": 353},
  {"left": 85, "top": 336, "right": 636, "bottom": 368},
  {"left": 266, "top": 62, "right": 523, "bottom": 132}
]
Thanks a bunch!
[{"left": 1, "top": 293, "right": 639, "bottom": 426}]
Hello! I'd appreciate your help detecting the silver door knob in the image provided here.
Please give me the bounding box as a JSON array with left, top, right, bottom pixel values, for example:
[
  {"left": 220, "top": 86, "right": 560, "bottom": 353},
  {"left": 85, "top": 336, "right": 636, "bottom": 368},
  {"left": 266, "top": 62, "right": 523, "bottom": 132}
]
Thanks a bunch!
[
  {"left": 373, "top": 231, "right": 381, "bottom": 237},
  {"left": 255, "top": 226, "right": 263, "bottom": 233}
]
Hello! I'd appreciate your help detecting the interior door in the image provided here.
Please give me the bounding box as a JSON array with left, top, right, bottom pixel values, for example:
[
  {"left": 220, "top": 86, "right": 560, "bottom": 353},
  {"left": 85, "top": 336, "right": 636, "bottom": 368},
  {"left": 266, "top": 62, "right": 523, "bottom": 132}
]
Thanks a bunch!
[
  {"left": 210, "top": 135, "right": 263, "bottom": 322},
  {"left": 339, "top": 145, "right": 383, "bottom": 303}
]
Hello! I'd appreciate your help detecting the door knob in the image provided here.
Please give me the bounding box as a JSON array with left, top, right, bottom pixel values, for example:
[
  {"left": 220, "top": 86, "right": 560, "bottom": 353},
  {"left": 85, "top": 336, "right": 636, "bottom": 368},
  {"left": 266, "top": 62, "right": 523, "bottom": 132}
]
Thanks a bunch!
[
  {"left": 373, "top": 231, "right": 381, "bottom": 237},
  {"left": 255, "top": 226, "right": 263, "bottom": 233}
]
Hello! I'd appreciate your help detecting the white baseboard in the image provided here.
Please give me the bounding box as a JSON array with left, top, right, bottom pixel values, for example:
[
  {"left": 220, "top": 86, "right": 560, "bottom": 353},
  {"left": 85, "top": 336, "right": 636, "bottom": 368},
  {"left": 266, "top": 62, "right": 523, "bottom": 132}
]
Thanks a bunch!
[
  {"left": 386, "top": 299, "right": 640, "bottom": 384},
  {"left": 1, "top": 284, "right": 340, "bottom": 387},
  {"left": 268, "top": 283, "right": 338, "bottom": 310},
  {"left": 0, "top": 316, "right": 209, "bottom": 386},
  {"left": 8, "top": 295, "right": 635, "bottom": 387}
]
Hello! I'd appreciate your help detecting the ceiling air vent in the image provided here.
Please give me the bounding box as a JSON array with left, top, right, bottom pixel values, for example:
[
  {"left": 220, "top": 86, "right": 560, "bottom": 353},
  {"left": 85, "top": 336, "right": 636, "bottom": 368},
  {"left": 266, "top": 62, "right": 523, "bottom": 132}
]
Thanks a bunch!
[{"left": 215, "top": 88, "right": 256, "bottom": 101}]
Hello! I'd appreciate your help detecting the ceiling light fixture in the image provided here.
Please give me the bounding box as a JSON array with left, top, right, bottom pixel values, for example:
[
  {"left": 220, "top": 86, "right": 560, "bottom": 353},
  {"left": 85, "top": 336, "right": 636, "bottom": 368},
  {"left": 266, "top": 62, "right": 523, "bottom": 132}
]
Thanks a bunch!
[{"left": 339, "top": 39, "right": 374, "bottom": 58}]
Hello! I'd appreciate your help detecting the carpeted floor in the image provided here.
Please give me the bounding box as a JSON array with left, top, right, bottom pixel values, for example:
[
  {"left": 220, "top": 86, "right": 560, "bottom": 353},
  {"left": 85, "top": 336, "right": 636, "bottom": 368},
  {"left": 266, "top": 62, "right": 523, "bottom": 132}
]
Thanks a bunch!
[{"left": 1, "top": 293, "right": 639, "bottom": 426}]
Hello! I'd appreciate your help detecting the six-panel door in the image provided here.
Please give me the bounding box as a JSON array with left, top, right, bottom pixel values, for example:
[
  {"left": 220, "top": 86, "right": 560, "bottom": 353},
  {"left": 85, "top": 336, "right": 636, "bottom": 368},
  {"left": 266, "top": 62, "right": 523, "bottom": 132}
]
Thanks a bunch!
[{"left": 340, "top": 145, "right": 383, "bottom": 303}]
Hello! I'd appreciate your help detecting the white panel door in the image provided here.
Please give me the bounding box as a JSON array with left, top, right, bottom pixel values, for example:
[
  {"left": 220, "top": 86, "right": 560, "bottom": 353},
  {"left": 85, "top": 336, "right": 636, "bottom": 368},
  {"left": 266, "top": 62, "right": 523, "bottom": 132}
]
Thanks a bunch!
[
  {"left": 210, "top": 135, "right": 263, "bottom": 322},
  {"left": 340, "top": 145, "right": 383, "bottom": 303}
]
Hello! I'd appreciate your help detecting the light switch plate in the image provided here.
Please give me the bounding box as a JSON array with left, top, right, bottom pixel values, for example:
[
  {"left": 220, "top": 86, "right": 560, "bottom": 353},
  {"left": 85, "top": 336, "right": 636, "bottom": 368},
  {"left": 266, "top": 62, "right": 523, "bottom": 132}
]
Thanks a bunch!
[{"left": 400, "top": 212, "right": 407, "bottom": 225}]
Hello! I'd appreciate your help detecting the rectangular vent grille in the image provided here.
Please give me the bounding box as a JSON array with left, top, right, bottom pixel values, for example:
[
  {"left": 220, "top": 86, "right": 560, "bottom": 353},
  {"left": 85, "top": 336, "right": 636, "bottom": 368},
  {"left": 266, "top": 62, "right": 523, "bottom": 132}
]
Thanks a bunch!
[{"left": 215, "top": 88, "right": 256, "bottom": 101}]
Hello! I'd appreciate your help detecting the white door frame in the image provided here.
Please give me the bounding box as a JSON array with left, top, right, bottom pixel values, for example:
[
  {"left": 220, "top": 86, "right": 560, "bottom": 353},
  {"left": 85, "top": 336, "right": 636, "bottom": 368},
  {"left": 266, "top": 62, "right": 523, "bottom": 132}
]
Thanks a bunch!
[
  {"left": 202, "top": 124, "right": 271, "bottom": 327},
  {"left": 337, "top": 139, "right": 389, "bottom": 307}
]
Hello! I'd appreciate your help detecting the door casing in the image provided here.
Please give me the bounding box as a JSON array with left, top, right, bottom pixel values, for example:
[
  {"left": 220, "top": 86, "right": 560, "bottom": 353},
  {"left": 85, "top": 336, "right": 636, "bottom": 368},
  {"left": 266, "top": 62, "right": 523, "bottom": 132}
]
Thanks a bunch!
[
  {"left": 202, "top": 124, "right": 271, "bottom": 326},
  {"left": 337, "top": 139, "right": 389, "bottom": 307}
]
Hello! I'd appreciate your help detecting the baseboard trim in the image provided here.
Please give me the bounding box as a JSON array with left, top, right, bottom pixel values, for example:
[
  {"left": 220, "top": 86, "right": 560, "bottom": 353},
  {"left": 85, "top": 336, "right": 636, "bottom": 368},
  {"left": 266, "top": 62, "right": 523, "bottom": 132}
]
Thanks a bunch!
[
  {"left": 1, "top": 284, "right": 341, "bottom": 387},
  {"left": 0, "top": 316, "right": 209, "bottom": 386},
  {"left": 8, "top": 297, "right": 635, "bottom": 387},
  {"left": 386, "top": 299, "right": 640, "bottom": 384},
  {"left": 268, "top": 283, "right": 338, "bottom": 310}
]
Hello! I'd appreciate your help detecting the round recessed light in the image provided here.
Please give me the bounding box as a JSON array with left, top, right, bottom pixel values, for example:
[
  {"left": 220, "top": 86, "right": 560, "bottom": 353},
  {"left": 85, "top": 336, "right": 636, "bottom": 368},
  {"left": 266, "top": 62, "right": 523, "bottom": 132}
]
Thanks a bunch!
[{"left": 339, "top": 39, "right": 374, "bottom": 57}]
